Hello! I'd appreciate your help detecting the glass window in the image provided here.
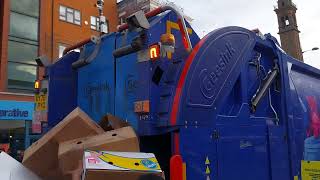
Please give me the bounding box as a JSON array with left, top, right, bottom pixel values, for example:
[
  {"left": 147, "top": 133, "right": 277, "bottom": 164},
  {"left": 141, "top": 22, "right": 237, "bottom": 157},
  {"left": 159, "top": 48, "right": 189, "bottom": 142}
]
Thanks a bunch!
[
  {"left": 58, "top": 44, "right": 67, "bottom": 58},
  {"left": 74, "top": 10, "right": 81, "bottom": 25},
  {"left": 59, "top": 6, "right": 66, "bottom": 16},
  {"left": 66, "top": 12, "right": 74, "bottom": 23},
  {"left": 8, "top": 36, "right": 38, "bottom": 45},
  {"left": 59, "top": 15, "right": 66, "bottom": 21},
  {"left": 75, "top": 20, "right": 81, "bottom": 25},
  {"left": 10, "top": 0, "right": 39, "bottom": 17},
  {"left": 7, "top": 62, "right": 37, "bottom": 90},
  {"left": 9, "top": 12, "right": 38, "bottom": 41},
  {"left": 8, "top": 0, "right": 39, "bottom": 92},
  {"left": 91, "top": 16, "right": 96, "bottom": 24},
  {"left": 8, "top": 41, "right": 38, "bottom": 64},
  {"left": 58, "top": 44, "right": 79, "bottom": 58},
  {"left": 74, "top": 10, "right": 80, "bottom": 20},
  {"left": 119, "top": 17, "right": 126, "bottom": 25},
  {"left": 104, "top": 20, "right": 109, "bottom": 33},
  {"left": 91, "top": 16, "right": 97, "bottom": 30},
  {"left": 59, "top": 5, "right": 81, "bottom": 25},
  {"left": 67, "top": 8, "right": 73, "bottom": 13},
  {"left": 90, "top": 16, "right": 100, "bottom": 31}
]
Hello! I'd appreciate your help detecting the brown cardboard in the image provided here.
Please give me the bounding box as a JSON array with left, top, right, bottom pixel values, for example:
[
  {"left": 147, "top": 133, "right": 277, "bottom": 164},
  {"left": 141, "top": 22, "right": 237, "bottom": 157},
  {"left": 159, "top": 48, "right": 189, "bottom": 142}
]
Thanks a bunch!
[
  {"left": 99, "top": 114, "right": 130, "bottom": 131},
  {"left": 58, "top": 126, "right": 140, "bottom": 173},
  {"left": 22, "top": 107, "right": 104, "bottom": 179},
  {"left": 83, "top": 170, "right": 164, "bottom": 180}
]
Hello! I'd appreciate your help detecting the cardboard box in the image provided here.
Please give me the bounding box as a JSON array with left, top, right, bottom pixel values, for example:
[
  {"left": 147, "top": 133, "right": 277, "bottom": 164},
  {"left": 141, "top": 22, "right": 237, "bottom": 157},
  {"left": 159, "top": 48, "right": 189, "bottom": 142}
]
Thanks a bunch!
[
  {"left": 0, "top": 152, "right": 41, "bottom": 180},
  {"left": 22, "top": 107, "right": 104, "bottom": 179},
  {"left": 58, "top": 126, "right": 140, "bottom": 173},
  {"left": 82, "top": 150, "right": 163, "bottom": 180},
  {"left": 99, "top": 114, "right": 130, "bottom": 131}
]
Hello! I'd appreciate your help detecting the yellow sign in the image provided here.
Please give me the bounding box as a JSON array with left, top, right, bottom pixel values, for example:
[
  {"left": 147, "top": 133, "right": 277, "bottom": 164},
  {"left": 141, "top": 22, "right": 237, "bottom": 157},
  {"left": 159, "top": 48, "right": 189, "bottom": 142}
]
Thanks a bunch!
[
  {"left": 166, "top": 21, "right": 193, "bottom": 59},
  {"left": 301, "top": 160, "right": 320, "bottom": 180},
  {"left": 35, "top": 94, "right": 47, "bottom": 111},
  {"left": 99, "top": 152, "right": 161, "bottom": 171}
]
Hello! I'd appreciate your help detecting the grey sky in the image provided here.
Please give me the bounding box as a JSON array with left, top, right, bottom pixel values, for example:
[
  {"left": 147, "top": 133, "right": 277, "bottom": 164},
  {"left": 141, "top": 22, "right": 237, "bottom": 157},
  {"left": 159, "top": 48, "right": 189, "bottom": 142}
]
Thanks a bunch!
[
  {"left": 117, "top": 0, "right": 319, "bottom": 68},
  {"left": 172, "top": 0, "right": 320, "bottom": 68}
]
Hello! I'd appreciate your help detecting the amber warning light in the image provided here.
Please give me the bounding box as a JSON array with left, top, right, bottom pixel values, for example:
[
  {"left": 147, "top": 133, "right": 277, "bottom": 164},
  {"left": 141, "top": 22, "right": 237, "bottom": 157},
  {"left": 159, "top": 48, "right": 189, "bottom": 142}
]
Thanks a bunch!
[
  {"left": 149, "top": 44, "right": 161, "bottom": 61},
  {"left": 34, "top": 80, "right": 40, "bottom": 89}
]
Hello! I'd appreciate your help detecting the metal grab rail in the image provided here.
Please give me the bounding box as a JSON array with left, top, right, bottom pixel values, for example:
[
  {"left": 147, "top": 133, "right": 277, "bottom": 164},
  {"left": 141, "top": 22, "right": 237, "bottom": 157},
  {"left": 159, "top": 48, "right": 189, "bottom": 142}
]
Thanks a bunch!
[
  {"left": 63, "top": 4, "right": 193, "bottom": 56},
  {"left": 117, "top": 4, "right": 193, "bottom": 52},
  {"left": 62, "top": 38, "right": 92, "bottom": 56}
]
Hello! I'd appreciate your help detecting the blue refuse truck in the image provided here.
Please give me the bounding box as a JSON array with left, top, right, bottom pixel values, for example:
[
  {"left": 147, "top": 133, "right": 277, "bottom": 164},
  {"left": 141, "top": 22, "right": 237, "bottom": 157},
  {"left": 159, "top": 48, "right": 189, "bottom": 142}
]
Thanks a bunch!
[{"left": 40, "top": 4, "right": 320, "bottom": 180}]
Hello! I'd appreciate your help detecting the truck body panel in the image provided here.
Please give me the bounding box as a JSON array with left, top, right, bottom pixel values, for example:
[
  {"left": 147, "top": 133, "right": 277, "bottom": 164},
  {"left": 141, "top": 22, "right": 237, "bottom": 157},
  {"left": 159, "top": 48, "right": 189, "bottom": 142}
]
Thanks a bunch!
[{"left": 45, "top": 10, "right": 320, "bottom": 180}]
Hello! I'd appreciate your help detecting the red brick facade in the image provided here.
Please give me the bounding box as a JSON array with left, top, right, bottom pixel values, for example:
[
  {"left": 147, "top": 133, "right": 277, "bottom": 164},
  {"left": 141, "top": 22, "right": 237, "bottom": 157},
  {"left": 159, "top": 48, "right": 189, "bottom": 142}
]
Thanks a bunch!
[
  {"left": 0, "top": 0, "right": 118, "bottom": 102},
  {"left": 41, "top": 0, "right": 118, "bottom": 61}
]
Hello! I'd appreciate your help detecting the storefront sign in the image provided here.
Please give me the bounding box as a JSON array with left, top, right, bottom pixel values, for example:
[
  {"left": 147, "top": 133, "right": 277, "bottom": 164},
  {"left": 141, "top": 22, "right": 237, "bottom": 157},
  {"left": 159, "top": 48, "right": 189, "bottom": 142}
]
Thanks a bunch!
[{"left": 0, "top": 101, "right": 34, "bottom": 121}]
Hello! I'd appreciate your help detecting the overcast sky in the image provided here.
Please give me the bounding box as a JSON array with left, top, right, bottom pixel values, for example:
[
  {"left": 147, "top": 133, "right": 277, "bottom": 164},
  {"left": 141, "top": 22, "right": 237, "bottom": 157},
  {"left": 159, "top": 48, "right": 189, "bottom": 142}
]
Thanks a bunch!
[
  {"left": 117, "top": 0, "right": 320, "bottom": 68},
  {"left": 171, "top": 0, "right": 320, "bottom": 68}
]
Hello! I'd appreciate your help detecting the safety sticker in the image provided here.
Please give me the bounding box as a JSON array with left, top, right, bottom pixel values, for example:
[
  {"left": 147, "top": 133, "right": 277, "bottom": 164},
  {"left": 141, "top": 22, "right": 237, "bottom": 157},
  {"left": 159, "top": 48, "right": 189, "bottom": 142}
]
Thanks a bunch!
[
  {"left": 206, "top": 166, "right": 211, "bottom": 174},
  {"left": 205, "top": 155, "right": 211, "bottom": 180},
  {"left": 205, "top": 156, "right": 210, "bottom": 165},
  {"left": 301, "top": 160, "right": 320, "bottom": 180}
]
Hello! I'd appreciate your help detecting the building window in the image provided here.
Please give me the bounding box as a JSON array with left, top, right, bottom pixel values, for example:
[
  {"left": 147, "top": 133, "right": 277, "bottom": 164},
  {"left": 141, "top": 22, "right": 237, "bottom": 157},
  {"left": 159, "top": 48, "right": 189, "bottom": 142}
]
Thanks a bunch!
[
  {"left": 8, "top": 41, "right": 38, "bottom": 65},
  {"left": 91, "top": 16, "right": 109, "bottom": 33},
  {"left": 7, "top": 62, "right": 37, "bottom": 90},
  {"left": 9, "top": 12, "right": 39, "bottom": 41},
  {"left": 59, "top": 5, "right": 81, "bottom": 25},
  {"left": 58, "top": 44, "right": 80, "bottom": 58},
  {"left": 90, "top": 16, "right": 100, "bottom": 31},
  {"left": 8, "top": 0, "right": 39, "bottom": 92},
  {"left": 10, "top": 0, "right": 39, "bottom": 17},
  {"left": 119, "top": 17, "right": 126, "bottom": 25},
  {"left": 58, "top": 44, "right": 67, "bottom": 58},
  {"left": 285, "top": 16, "right": 290, "bottom": 26}
]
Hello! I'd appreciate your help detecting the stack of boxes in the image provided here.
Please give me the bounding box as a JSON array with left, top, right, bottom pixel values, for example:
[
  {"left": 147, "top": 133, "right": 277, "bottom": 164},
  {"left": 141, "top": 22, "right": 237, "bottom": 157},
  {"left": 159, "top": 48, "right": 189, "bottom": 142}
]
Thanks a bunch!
[{"left": 3, "top": 107, "right": 164, "bottom": 180}]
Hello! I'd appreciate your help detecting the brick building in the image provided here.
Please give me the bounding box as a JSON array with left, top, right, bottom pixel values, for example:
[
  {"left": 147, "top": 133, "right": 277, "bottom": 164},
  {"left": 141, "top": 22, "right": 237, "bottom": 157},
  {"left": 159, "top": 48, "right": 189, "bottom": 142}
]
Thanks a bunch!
[
  {"left": 0, "top": 0, "right": 118, "bottom": 159},
  {"left": 41, "top": 0, "right": 118, "bottom": 61}
]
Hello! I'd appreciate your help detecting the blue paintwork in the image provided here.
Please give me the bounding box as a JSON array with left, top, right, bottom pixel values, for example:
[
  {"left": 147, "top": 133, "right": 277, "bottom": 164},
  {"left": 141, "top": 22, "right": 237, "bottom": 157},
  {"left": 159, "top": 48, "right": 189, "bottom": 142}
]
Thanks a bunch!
[
  {"left": 47, "top": 51, "right": 79, "bottom": 127},
  {"left": 114, "top": 12, "right": 200, "bottom": 135},
  {"left": 77, "top": 34, "right": 116, "bottom": 122},
  {"left": 176, "top": 27, "right": 320, "bottom": 180},
  {"left": 46, "top": 10, "right": 320, "bottom": 180}
]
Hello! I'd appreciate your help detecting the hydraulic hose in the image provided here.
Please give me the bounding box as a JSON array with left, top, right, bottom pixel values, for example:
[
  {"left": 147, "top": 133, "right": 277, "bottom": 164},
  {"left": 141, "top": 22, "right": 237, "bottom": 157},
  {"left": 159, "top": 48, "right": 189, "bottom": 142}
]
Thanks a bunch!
[{"left": 117, "top": 4, "right": 193, "bottom": 52}]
